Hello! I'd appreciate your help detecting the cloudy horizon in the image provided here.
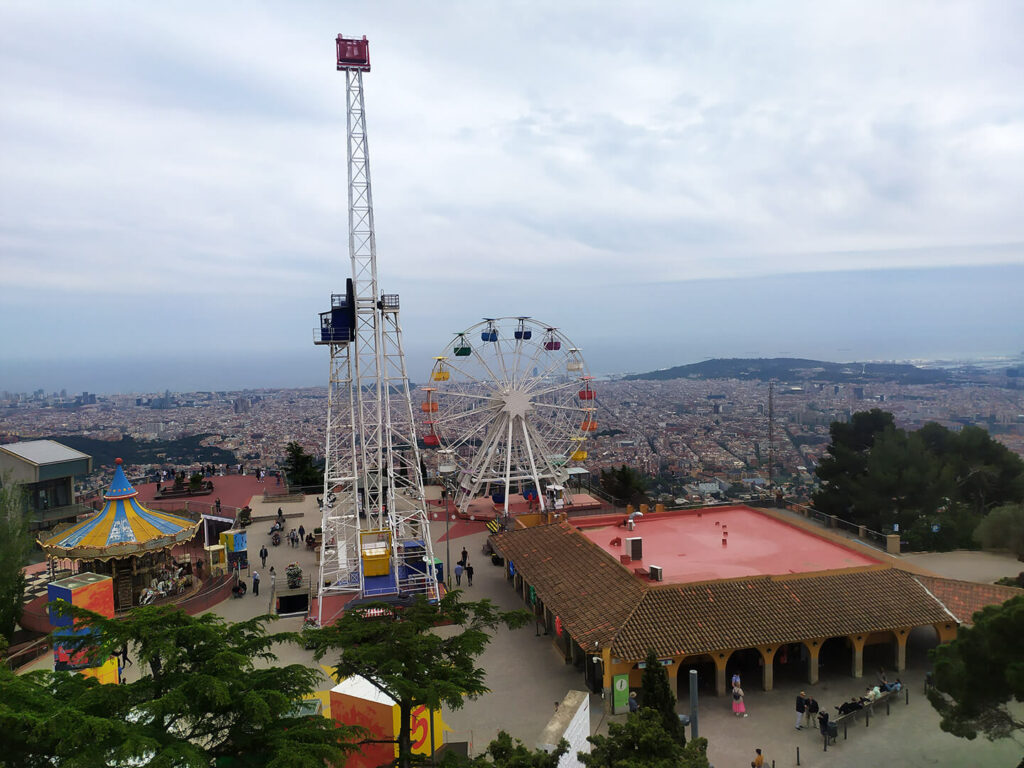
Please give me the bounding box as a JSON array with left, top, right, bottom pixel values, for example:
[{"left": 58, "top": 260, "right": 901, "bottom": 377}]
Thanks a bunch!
[{"left": 2, "top": 1, "right": 1022, "bottom": 392}]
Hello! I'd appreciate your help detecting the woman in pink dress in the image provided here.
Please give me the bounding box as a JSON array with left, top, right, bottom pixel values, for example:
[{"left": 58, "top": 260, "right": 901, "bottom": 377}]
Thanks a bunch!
[{"left": 732, "top": 684, "right": 748, "bottom": 717}]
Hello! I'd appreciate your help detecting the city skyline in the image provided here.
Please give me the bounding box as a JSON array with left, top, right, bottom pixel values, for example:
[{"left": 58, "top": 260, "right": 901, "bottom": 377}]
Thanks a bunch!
[{"left": 2, "top": 2, "right": 1023, "bottom": 392}]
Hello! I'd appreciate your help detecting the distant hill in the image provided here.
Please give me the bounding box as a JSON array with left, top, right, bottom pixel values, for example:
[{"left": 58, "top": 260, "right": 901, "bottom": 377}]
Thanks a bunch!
[
  {"left": 623, "top": 358, "right": 949, "bottom": 385},
  {"left": 44, "top": 434, "right": 237, "bottom": 468}
]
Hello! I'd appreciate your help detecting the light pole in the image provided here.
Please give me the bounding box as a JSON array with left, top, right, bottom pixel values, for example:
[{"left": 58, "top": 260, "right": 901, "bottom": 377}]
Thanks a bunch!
[{"left": 439, "top": 453, "right": 457, "bottom": 588}]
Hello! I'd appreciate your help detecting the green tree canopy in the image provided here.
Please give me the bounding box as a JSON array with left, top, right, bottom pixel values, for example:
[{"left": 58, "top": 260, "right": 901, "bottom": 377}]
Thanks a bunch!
[
  {"left": 813, "top": 412, "right": 1024, "bottom": 547},
  {"left": 446, "top": 731, "right": 566, "bottom": 767},
  {"left": 0, "top": 604, "right": 361, "bottom": 767},
  {"left": 973, "top": 503, "right": 1024, "bottom": 560},
  {"left": 306, "top": 592, "right": 530, "bottom": 768},
  {"left": 599, "top": 466, "right": 649, "bottom": 506},
  {"left": 927, "top": 595, "right": 1024, "bottom": 741},
  {"left": 0, "top": 476, "right": 31, "bottom": 642},
  {"left": 579, "top": 709, "right": 709, "bottom": 768},
  {"left": 639, "top": 650, "right": 685, "bottom": 744},
  {"left": 283, "top": 442, "right": 324, "bottom": 488}
]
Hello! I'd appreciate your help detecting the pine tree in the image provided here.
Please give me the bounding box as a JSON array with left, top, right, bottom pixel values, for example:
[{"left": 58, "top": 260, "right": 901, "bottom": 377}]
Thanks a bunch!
[{"left": 639, "top": 649, "right": 686, "bottom": 744}]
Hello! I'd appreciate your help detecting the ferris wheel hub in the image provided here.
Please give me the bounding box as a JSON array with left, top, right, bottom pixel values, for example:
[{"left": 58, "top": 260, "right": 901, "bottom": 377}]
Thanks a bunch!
[{"left": 501, "top": 389, "right": 534, "bottom": 418}]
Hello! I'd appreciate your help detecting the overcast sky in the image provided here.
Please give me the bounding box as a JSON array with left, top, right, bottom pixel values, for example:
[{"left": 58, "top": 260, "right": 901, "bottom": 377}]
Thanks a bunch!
[{"left": 2, "top": 1, "right": 1023, "bottom": 393}]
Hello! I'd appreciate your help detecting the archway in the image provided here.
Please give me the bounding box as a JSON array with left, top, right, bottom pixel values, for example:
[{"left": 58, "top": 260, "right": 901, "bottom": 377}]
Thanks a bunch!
[
  {"left": 677, "top": 654, "right": 716, "bottom": 696},
  {"left": 818, "top": 636, "right": 850, "bottom": 677}
]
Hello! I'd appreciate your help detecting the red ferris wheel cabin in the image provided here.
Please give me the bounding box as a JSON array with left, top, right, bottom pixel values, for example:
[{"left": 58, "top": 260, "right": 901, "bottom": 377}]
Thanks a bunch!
[{"left": 336, "top": 35, "right": 370, "bottom": 71}]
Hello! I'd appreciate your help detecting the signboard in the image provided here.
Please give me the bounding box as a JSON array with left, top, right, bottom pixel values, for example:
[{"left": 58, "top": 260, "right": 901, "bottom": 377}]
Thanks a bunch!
[{"left": 612, "top": 674, "right": 629, "bottom": 713}]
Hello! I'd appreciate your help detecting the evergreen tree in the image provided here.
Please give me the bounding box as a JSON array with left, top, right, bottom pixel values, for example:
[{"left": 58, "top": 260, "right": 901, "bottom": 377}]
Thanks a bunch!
[
  {"left": 306, "top": 592, "right": 529, "bottom": 768},
  {"left": 283, "top": 442, "right": 323, "bottom": 488},
  {"left": 639, "top": 650, "right": 686, "bottom": 744},
  {"left": 927, "top": 595, "right": 1024, "bottom": 740},
  {"left": 0, "top": 477, "right": 31, "bottom": 642},
  {"left": 0, "top": 604, "right": 362, "bottom": 767},
  {"left": 580, "top": 709, "right": 709, "bottom": 768}
]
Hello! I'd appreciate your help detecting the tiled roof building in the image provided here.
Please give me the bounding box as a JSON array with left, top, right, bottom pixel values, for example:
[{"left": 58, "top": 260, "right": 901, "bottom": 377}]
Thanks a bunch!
[{"left": 493, "top": 519, "right": 1021, "bottom": 706}]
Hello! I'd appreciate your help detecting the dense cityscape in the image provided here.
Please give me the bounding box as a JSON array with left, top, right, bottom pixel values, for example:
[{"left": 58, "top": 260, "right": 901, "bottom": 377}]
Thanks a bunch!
[{"left": 4, "top": 361, "right": 1022, "bottom": 504}]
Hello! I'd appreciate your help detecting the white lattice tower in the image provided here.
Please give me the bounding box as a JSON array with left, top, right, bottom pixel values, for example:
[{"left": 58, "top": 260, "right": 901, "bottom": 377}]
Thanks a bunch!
[{"left": 316, "top": 36, "right": 439, "bottom": 619}]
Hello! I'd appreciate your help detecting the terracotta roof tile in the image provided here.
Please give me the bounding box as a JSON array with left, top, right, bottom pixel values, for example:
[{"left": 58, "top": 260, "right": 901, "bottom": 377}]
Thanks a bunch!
[
  {"left": 493, "top": 521, "right": 974, "bottom": 662},
  {"left": 492, "top": 522, "right": 644, "bottom": 647},
  {"left": 613, "top": 568, "right": 955, "bottom": 659},
  {"left": 912, "top": 575, "right": 1023, "bottom": 625}
]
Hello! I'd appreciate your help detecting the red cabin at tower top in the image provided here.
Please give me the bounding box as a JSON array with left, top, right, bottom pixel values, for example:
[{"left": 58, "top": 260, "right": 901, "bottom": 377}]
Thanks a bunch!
[{"left": 337, "top": 35, "right": 370, "bottom": 71}]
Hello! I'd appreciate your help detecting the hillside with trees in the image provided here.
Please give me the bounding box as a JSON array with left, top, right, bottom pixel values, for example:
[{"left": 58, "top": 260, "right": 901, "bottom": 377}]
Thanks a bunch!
[
  {"left": 42, "top": 434, "right": 236, "bottom": 468},
  {"left": 812, "top": 409, "right": 1024, "bottom": 550},
  {"left": 625, "top": 357, "right": 948, "bottom": 385}
]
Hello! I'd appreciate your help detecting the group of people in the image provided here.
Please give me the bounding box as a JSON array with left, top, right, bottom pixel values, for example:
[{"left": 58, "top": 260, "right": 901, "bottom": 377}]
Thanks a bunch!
[{"left": 453, "top": 547, "right": 475, "bottom": 586}]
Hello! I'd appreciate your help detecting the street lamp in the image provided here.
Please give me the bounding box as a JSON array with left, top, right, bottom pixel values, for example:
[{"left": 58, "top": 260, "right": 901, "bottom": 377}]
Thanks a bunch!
[{"left": 439, "top": 453, "right": 457, "bottom": 588}]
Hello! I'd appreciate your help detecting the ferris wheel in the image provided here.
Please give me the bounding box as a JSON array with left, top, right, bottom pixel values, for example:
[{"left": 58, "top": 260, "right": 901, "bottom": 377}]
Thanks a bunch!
[{"left": 421, "top": 317, "right": 595, "bottom": 518}]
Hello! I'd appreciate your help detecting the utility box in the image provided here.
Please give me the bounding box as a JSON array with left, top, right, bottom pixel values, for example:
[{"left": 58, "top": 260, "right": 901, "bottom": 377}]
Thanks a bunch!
[
  {"left": 648, "top": 565, "right": 663, "bottom": 582},
  {"left": 625, "top": 537, "right": 643, "bottom": 561}
]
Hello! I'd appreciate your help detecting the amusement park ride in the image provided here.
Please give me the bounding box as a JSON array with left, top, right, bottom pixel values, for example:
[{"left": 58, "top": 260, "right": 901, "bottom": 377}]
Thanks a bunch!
[
  {"left": 315, "top": 36, "right": 439, "bottom": 617},
  {"left": 314, "top": 37, "right": 595, "bottom": 616},
  {"left": 423, "top": 318, "right": 594, "bottom": 519}
]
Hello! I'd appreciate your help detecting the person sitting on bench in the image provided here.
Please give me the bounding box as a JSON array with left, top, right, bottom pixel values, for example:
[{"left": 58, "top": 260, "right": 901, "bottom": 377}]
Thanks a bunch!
[{"left": 837, "top": 697, "right": 863, "bottom": 715}]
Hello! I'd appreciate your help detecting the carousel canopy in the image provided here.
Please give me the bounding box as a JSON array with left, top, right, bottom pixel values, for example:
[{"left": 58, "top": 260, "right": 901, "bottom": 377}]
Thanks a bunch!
[{"left": 39, "top": 459, "right": 200, "bottom": 561}]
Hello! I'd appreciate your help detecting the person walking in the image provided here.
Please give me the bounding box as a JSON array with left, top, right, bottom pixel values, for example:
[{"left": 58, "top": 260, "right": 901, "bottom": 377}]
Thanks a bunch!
[
  {"left": 628, "top": 692, "right": 639, "bottom": 713},
  {"left": 454, "top": 562, "right": 464, "bottom": 586},
  {"left": 795, "top": 691, "right": 807, "bottom": 729},
  {"left": 461, "top": 547, "right": 468, "bottom": 566},
  {"left": 752, "top": 747, "right": 764, "bottom": 767},
  {"left": 252, "top": 571, "right": 260, "bottom": 596},
  {"left": 465, "top": 561, "right": 474, "bottom": 586},
  {"left": 732, "top": 683, "right": 747, "bottom": 717},
  {"left": 299, "top": 525, "right": 305, "bottom": 541},
  {"left": 259, "top": 545, "right": 268, "bottom": 568},
  {"left": 731, "top": 672, "right": 741, "bottom": 689}
]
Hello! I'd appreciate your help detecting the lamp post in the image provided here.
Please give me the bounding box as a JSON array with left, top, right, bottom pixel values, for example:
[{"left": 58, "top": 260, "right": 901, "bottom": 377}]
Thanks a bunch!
[{"left": 439, "top": 453, "right": 457, "bottom": 588}]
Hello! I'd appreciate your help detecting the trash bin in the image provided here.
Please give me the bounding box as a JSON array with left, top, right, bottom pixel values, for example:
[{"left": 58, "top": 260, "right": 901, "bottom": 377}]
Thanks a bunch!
[{"left": 827, "top": 721, "right": 838, "bottom": 741}]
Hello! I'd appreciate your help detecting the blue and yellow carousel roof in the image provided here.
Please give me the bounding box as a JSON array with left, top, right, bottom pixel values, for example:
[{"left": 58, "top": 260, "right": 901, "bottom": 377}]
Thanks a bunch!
[{"left": 39, "top": 459, "right": 200, "bottom": 561}]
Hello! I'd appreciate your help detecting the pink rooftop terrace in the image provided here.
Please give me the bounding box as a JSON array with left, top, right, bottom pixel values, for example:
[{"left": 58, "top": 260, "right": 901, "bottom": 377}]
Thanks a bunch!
[{"left": 575, "top": 505, "right": 880, "bottom": 584}]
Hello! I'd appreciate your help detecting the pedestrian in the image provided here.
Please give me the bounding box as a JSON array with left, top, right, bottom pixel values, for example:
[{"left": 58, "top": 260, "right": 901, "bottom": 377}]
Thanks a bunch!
[
  {"left": 120, "top": 641, "right": 132, "bottom": 669},
  {"left": 795, "top": 690, "right": 807, "bottom": 729},
  {"left": 751, "top": 748, "right": 764, "bottom": 768},
  {"left": 465, "top": 561, "right": 474, "bottom": 586},
  {"left": 461, "top": 547, "right": 468, "bottom": 566},
  {"left": 731, "top": 671, "right": 741, "bottom": 689},
  {"left": 628, "top": 691, "right": 639, "bottom": 713},
  {"left": 806, "top": 695, "right": 819, "bottom": 724},
  {"left": 299, "top": 525, "right": 305, "bottom": 540},
  {"left": 454, "top": 562, "right": 464, "bottom": 586},
  {"left": 252, "top": 571, "right": 260, "bottom": 596},
  {"left": 215, "top": 497, "right": 221, "bottom": 514},
  {"left": 259, "top": 545, "right": 268, "bottom": 568},
  {"left": 732, "top": 683, "right": 747, "bottom": 717}
]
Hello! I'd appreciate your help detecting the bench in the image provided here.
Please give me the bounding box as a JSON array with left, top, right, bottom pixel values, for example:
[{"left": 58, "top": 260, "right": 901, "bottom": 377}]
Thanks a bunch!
[{"left": 824, "top": 686, "right": 908, "bottom": 749}]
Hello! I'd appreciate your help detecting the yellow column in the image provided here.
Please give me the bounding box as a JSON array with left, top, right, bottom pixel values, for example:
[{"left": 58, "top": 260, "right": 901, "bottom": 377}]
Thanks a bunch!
[
  {"left": 713, "top": 651, "right": 731, "bottom": 697},
  {"left": 893, "top": 628, "right": 911, "bottom": 672},
  {"left": 848, "top": 634, "right": 866, "bottom": 678},
  {"left": 757, "top": 646, "right": 779, "bottom": 691},
  {"left": 803, "top": 638, "right": 825, "bottom": 685}
]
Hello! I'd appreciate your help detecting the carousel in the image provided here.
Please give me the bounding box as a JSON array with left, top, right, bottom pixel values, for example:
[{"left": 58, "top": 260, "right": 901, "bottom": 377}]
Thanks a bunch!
[{"left": 37, "top": 458, "right": 202, "bottom": 612}]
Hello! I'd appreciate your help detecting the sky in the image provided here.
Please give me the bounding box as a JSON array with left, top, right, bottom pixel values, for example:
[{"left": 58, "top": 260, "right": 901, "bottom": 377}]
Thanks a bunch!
[{"left": 1, "top": 1, "right": 1023, "bottom": 393}]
